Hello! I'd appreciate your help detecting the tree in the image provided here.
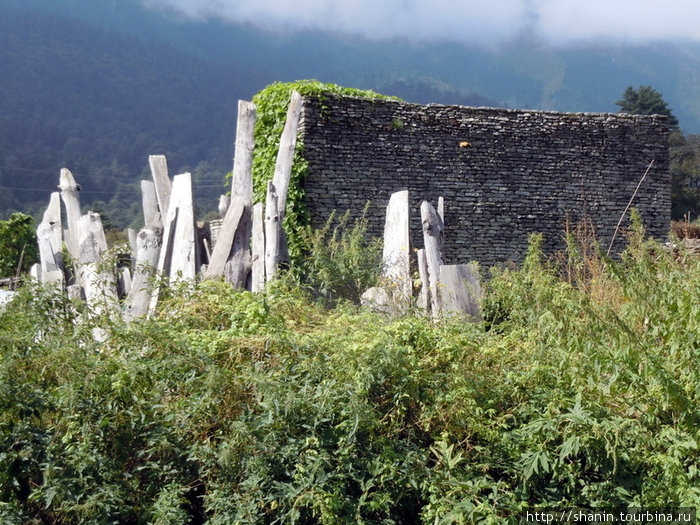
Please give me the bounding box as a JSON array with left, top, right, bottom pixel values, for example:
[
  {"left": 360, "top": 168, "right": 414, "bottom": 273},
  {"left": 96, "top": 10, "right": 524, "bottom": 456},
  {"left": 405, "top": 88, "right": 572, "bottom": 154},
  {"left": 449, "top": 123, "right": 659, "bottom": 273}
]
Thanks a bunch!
[
  {"left": 616, "top": 85, "right": 679, "bottom": 129},
  {"left": 0, "top": 213, "right": 38, "bottom": 277}
]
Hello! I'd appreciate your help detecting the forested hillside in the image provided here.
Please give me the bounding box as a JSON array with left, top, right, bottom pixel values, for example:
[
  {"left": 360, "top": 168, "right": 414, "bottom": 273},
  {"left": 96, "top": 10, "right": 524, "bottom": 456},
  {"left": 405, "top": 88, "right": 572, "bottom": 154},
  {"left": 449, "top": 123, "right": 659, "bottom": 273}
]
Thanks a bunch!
[
  {"left": 0, "top": 8, "right": 253, "bottom": 225},
  {"left": 2, "top": 0, "right": 700, "bottom": 227}
]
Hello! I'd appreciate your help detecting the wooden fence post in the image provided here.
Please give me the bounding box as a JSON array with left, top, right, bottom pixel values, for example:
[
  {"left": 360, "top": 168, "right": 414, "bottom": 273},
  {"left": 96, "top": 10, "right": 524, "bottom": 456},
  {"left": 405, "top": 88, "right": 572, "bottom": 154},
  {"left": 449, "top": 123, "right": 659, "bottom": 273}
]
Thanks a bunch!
[
  {"left": 77, "top": 212, "right": 118, "bottom": 340},
  {"left": 381, "top": 189, "right": 412, "bottom": 304},
  {"left": 36, "top": 192, "right": 64, "bottom": 286},
  {"left": 251, "top": 202, "right": 265, "bottom": 292},
  {"left": 124, "top": 227, "right": 161, "bottom": 322},
  {"left": 437, "top": 263, "right": 482, "bottom": 321},
  {"left": 420, "top": 200, "right": 445, "bottom": 316},
  {"left": 141, "top": 180, "right": 161, "bottom": 229},
  {"left": 149, "top": 155, "right": 171, "bottom": 220},
  {"left": 205, "top": 196, "right": 246, "bottom": 278},
  {"left": 225, "top": 100, "right": 256, "bottom": 288},
  {"left": 59, "top": 168, "right": 82, "bottom": 265},
  {"left": 264, "top": 182, "right": 281, "bottom": 281},
  {"left": 272, "top": 91, "right": 302, "bottom": 220}
]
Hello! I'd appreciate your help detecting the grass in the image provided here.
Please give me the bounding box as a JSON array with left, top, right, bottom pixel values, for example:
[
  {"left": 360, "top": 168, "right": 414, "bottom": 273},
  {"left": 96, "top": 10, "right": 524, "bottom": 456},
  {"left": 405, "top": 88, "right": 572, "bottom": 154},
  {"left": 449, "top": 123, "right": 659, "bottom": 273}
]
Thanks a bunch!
[{"left": 1, "top": 217, "right": 699, "bottom": 523}]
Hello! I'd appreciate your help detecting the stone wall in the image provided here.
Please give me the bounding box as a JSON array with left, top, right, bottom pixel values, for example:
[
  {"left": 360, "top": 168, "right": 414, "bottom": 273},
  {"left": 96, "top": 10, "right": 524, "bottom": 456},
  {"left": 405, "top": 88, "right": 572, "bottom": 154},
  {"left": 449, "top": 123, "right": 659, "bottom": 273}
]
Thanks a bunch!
[{"left": 298, "top": 95, "right": 670, "bottom": 268}]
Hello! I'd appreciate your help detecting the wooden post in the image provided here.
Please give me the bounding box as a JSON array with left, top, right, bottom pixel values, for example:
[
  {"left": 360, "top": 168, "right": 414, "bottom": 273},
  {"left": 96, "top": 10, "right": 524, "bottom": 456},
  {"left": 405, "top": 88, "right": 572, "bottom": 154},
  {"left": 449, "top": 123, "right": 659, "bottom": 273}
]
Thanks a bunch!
[
  {"left": 420, "top": 200, "right": 445, "bottom": 315},
  {"left": 59, "top": 168, "right": 82, "bottom": 264},
  {"left": 127, "top": 228, "right": 138, "bottom": 263},
  {"left": 225, "top": 100, "right": 256, "bottom": 288},
  {"left": 36, "top": 192, "right": 64, "bottom": 286},
  {"left": 77, "top": 212, "right": 118, "bottom": 337},
  {"left": 232, "top": 100, "right": 256, "bottom": 203},
  {"left": 167, "top": 173, "right": 197, "bottom": 281},
  {"left": 381, "top": 190, "right": 412, "bottom": 304},
  {"left": 251, "top": 202, "right": 265, "bottom": 292},
  {"left": 437, "top": 196, "right": 445, "bottom": 225},
  {"left": 272, "top": 91, "right": 302, "bottom": 219},
  {"left": 417, "top": 248, "right": 429, "bottom": 310},
  {"left": 264, "top": 181, "right": 281, "bottom": 281},
  {"left": 205, "top": 196, "right": 246, "bottom": 278},
  {"left": 124, "top": 227, "right": 161, "bottom": 322},
  {"left": 141, "top": 180, "right": 161, "bottom": 228},
  {"left": 149, "top": 155, "right": 171, "bottom": 220},
  {"left": 437, "top": 263, "right": 482, "bottom": 321}
]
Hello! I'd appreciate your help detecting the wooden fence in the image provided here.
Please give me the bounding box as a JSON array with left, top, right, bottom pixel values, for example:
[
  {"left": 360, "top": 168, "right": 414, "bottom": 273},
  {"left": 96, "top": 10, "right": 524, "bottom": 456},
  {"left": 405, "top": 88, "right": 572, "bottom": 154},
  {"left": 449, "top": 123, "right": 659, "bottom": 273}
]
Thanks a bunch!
[{"left": 29, "top": 92, "right": 481, "bottom": 337}]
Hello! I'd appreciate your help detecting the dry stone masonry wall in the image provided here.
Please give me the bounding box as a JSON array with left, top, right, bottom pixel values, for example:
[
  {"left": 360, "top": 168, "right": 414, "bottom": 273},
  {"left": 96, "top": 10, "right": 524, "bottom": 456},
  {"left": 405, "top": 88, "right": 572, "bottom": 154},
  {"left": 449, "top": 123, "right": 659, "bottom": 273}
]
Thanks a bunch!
[{"left": 299, "top": 95, "right": 670, "bottom": 268}]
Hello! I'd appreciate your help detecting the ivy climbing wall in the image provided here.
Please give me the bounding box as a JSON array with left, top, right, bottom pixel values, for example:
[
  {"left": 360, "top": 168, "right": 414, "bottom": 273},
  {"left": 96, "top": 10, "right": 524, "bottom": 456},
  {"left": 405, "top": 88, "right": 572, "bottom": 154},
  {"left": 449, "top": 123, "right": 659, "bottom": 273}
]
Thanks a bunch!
[{"left": 298, "top": 95, "right": 671, "bottom": 267}]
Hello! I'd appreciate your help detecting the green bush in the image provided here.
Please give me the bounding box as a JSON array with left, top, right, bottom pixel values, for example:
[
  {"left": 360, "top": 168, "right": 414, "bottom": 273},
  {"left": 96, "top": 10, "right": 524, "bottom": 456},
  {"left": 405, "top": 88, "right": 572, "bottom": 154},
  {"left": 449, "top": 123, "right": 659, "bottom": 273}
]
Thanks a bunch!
[
  {"left": 1, "top": 225, "right": 699, "bottom": 522},
  {"left": 0, "top": 212, "right": 38, "bottom": 277}
]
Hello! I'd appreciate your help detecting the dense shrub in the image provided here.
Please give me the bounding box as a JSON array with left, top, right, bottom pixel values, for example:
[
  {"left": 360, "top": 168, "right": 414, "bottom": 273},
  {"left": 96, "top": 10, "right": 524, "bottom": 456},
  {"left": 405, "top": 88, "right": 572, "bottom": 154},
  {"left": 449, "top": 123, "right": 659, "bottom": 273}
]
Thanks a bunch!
[{"left": 1, "top": 222, "right": 699, "bottom": 522}]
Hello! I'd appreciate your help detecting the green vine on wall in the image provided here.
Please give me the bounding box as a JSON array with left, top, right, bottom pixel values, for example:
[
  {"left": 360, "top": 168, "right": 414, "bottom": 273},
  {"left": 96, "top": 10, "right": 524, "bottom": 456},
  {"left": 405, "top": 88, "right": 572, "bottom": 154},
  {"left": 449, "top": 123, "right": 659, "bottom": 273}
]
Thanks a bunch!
[{"left": 248, "top": 80, "right": 398, "bottom": 264}]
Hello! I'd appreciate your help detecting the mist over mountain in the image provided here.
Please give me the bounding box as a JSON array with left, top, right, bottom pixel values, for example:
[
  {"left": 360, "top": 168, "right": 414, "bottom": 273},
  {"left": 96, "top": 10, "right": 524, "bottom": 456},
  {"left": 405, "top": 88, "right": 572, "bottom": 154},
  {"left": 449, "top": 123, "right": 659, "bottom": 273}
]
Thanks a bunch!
[{"left": 1, "top": 0, "right": 699, "bottom": 225}]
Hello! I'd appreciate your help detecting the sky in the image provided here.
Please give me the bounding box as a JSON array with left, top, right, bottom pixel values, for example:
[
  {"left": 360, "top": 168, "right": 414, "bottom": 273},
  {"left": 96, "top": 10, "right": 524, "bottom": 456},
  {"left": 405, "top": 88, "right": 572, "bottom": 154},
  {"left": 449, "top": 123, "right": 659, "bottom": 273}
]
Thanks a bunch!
[{"left": 141, "top": 0, "right": 700, "bottom": 46}]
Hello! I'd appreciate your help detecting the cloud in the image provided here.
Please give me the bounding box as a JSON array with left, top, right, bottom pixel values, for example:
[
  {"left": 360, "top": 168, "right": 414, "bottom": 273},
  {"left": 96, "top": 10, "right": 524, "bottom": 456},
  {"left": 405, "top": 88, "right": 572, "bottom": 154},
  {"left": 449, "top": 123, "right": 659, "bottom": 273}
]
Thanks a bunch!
[
  {"left": 533, "top": 0, "right": 700, "bottom": 44},
  {"left": 141, "top": 0, "right": 700, "bottom": 45}
]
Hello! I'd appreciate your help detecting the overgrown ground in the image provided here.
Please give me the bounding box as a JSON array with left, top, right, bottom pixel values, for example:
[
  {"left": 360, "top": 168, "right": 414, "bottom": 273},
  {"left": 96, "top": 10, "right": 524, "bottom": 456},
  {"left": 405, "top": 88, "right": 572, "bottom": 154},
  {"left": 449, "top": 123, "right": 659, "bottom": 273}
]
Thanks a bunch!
[{"left": 1, "top": 215, "right": 699, "bottom": 524}]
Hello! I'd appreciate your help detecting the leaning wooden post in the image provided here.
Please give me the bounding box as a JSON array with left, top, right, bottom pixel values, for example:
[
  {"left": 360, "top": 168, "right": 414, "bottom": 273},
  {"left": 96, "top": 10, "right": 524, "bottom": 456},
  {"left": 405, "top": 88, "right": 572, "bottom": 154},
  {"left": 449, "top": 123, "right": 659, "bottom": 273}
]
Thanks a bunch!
[
  {"left": 225, "top": 100, "right": 256, "bottom": 288},
  {"left": 36, "top": 192, "right": 64, "bottom": 287},
  {"left": 264, "top": 182, "right": 281, "bottom": 282},
  {"left": 421, "top": 200, "right": 445, "bottom": 316},
  {"left": 149, "top": 155, "right": 171, "bottom": 220},
  {"left": 381, "top": 189, "right": 412, "bottom": 305},
  {"left": 123, "top": 227, "right": 161, "bottom": 322},
  {"left": 437, "top": 263, "right": 482, "bottom": 321},
  {"left": 205, "top": 196, "right": 246, "bottom": 278},
  {"left": 141, "top": 180, "right": 161, "bottom": 229},
  {"left": 272, "top": 91, "right": 302, "bottom": 220},
  {"left": 59, "top": 168, "right": 82, "bottom": 265}
]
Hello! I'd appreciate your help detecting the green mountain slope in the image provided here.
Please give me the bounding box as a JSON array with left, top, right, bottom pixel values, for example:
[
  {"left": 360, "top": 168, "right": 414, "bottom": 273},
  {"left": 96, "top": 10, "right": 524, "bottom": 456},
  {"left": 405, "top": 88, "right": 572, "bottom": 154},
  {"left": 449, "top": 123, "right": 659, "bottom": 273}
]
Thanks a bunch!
[{"left": 2, "top": 0, "right": 699, "bottom": 225}]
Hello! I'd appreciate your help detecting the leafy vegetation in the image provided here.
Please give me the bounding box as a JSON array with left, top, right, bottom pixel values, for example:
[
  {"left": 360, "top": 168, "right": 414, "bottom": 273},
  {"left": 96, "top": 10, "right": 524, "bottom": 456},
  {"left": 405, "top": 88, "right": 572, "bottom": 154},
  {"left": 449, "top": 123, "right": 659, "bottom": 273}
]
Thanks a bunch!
[
  {"left": 2, "top": 218, "right": 699, "bottom": 522},
  {"left": 249, "top": 80, "right": 397, "bottom": 263},
  {"left": 0, "top": 213, "right": 38, "bottom": 277}
]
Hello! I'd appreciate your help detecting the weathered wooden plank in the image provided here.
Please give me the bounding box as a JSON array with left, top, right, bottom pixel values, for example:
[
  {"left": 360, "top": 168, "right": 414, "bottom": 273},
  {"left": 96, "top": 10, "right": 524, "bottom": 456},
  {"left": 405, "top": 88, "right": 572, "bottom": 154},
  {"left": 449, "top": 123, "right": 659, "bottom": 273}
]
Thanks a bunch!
[
  {"left": 205, "top": 196, "right": 246, "bottom": 278},
  {"left": 36, "top": 192, "right": 64, "bottom": 286},
  {"left": 59, "top": 168, "right": 82, "bottom": 263},
  {"left": 417, "top": 248, "right": 429, "bottom": 310},
  {"left": 272, "top": 91, "right": 302, "bottom": 219},
  {"left": 127, "top": 228, "right": 138, "bottom": 262},
  {"left": 225, "top": 99, "right": 256, "bottom": 288},
  {"left": 381, "top": 190, "right": 412, "bottom": 303},
  {"left": 167, "top": 173, "right": 197, "bottom": 281},
  {"left": 141, "top": 180, "right": 161, "bottom": 228},
  {"left": 77, "top": 211, "right": 118, "bottom": 316},
  {"left": 437, "top": 263, "right": 482, "bottom": 321},
  {"left": 264, "top": 181, "right": 281, "bottom": 281},
  {"left": 251, "top": 202, "right": 265, "bottom": 292},
  {"left": 149, "top": 155, "right": 171, "bottom": 220},
  {"left": 420, "top": 200, "right": 445, "bottom": 315},
  {"left": 124, "top": 227, "right": 161, "bottom": 322},
  {"left": 437, "top": 196, "right": 445, "bottom": 225},
  {"left": 231, "top": 100, "right": 256, "bottom": 202}
]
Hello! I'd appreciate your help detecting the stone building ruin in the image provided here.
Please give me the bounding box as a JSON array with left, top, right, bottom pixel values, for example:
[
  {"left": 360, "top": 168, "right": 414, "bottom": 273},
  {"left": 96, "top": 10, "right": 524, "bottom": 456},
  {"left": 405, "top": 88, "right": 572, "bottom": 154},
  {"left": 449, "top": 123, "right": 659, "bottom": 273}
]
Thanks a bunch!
[{"left": 297, "top": 95, "right": 670, "bottom": 268}]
